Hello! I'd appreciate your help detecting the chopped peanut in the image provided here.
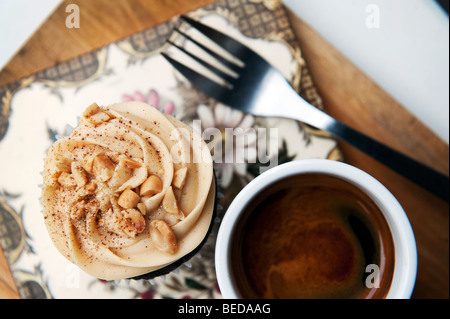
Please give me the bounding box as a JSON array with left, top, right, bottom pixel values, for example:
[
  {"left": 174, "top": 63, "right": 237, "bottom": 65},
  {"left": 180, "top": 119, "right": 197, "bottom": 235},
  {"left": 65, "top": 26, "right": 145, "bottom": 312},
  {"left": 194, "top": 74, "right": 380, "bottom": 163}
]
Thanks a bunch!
[
  {"left": 54, "top": 155, "right": 72, "bottom": 173},
  {"left": 107, "top": 208, "right": 146, "bottom": 238},
  {"left": 162, "top": 186, "right": 184, "bottom": 226},
  {"left": 172, "top": 167, "right": 188, "bottom": 189},
  {"left": 140, "top": 175, "right": 163, "bottom": 197},
  {"left": 82, "top": 103, "right": 102, "bottom": 118},
  {"left": 71, "top": 161, "right": 87, "bottom": 187},
  {"left": 150, "top": 220, "right": 177, "bottom": 254},
  {"left": 80, "top": 150, "right": 102, "bottom": 174},
  {"left": 92, "top": 153, "right": 115, "bottom": 182},
  {"left": 122, "top": 208, "right": 146, "bottom": 236},
  {"left": 81, "top": 182, "right": 97, "bottom": 195},
  {"left": 98, "top": 193, "right": 112, "bottom": 213},
  {"left": 58, "top": 172, "right": 77, "bottom": 188},
  {"left": 44, "top": 171, "right": 61, "bottom": 187},
  {"left": 109, "top": 160, "right": 132, "bottom": 190},
  {"left": 162, "top": 186, "right": 179, "bottom": 215},
  {"left": 118, "top": 188, "right": 140, "bottom": 209},
  {"left": 87, "top": 111, "right": 111, "bottom": 125},
  {"left": 137, "top": 202, "right": 146, "bottom": 216}
]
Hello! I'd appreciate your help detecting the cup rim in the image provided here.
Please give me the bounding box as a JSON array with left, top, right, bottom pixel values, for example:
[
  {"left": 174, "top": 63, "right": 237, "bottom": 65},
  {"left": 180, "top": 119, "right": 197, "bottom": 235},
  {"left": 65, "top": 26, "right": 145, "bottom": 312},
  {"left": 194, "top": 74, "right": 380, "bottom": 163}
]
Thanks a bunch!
[{"left": 215, "top": 159, "right": 417, "bottom": 299}]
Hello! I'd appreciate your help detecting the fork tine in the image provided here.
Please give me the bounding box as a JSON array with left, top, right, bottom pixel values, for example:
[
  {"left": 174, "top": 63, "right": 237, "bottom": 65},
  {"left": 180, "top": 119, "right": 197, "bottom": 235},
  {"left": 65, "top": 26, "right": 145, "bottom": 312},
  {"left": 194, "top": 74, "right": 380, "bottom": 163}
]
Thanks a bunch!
[
  {"left": 166, "top": 37, "right": 237, "bottom": 85},
  {"left": 161, "top": 52, "right": 230, "bottom": 104},
  {"left": 174, "top": 26, "right": 242, "bottom": 73},
  {"left": 181, "top": 15, "right": 257, "bottom": 62}
]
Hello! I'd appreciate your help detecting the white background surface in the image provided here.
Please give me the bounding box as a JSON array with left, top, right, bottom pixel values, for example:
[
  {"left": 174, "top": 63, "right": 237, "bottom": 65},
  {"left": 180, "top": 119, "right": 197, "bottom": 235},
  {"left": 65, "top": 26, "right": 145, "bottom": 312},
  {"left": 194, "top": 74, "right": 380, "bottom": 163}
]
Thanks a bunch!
[{"left": 0, "top": 0, "right": 448, "bottom": 143}]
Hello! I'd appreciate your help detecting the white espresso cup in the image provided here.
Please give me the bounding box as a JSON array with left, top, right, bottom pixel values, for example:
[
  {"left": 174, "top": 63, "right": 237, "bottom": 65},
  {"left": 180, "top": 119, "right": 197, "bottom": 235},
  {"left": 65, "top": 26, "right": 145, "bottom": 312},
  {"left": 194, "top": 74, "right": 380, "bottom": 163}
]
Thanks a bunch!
[{"left": 215, "top": 159, "right": 417, "bottom": 299}]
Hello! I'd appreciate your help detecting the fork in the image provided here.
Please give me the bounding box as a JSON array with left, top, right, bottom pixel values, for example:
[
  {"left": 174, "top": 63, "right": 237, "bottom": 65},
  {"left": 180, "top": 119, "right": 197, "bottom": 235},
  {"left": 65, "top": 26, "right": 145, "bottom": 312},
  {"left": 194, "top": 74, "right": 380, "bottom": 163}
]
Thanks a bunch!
[{"left": 162, "top": 15, "right": 449, "bottom": 202}]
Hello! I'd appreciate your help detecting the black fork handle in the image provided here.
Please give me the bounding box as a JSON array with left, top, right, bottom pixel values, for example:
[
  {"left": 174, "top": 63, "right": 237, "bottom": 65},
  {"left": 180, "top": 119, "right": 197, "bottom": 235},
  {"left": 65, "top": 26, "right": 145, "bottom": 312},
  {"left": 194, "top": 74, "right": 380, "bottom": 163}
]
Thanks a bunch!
[{"left": 328, "top": 121, "right": 449, "bottom": 202}]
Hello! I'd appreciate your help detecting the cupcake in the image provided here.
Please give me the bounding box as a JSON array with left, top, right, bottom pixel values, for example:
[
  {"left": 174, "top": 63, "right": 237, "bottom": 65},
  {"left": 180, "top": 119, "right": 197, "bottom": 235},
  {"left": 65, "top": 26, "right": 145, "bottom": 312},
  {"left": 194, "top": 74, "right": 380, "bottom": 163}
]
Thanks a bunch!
[{"left": 42, "top": 101, "right": 215, "bottom": 280}]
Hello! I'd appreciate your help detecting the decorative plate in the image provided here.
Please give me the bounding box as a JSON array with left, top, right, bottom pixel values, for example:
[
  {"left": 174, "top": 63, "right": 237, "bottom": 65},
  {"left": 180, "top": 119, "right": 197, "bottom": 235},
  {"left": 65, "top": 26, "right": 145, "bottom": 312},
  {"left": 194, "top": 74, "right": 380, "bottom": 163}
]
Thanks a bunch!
[{"left": 0, "top": 0, "right": 341, "bottom": 299}]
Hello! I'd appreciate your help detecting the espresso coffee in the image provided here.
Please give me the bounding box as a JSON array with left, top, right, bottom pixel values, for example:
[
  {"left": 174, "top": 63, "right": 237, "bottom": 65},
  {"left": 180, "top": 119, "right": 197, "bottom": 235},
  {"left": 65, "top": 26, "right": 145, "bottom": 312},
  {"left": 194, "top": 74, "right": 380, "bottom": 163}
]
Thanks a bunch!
[{"left": 230, "top": 173, "right": 395, "bottom": 299}]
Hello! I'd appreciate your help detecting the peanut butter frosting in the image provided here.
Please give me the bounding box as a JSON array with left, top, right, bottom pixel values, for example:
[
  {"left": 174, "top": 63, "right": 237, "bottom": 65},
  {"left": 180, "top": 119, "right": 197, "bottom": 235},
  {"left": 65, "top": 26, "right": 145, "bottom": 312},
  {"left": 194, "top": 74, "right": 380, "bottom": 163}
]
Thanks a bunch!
[{"left": 42, "top": 102, "right": 215, "bottom": 280}]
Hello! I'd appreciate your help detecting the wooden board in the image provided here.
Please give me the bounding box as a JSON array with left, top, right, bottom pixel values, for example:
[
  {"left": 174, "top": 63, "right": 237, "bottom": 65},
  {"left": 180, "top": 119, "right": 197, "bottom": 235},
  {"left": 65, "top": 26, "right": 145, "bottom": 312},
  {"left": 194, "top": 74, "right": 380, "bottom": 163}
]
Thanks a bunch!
[
  {"left": 0, "top": 246, "right": 19, "bottom": 298},
  {"left": 0, "top": 0, "right": 448, "bottom": 299}
]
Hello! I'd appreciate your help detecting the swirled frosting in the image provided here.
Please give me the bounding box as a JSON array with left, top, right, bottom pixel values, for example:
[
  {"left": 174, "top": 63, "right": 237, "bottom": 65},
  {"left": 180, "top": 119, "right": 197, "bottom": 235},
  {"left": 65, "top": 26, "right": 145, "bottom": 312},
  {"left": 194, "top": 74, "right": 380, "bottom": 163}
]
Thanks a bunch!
[{"left": 42, "top": 102, "right": 215, "bottom": 280}]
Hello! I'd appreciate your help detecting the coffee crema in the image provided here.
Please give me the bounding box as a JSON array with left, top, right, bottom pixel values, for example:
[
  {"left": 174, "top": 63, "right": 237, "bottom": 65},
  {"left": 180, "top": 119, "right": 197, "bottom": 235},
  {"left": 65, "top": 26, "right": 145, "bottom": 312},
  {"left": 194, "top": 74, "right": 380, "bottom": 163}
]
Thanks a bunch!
[{"left": 231, "top": 173, "right": 395, "bottom": 299}]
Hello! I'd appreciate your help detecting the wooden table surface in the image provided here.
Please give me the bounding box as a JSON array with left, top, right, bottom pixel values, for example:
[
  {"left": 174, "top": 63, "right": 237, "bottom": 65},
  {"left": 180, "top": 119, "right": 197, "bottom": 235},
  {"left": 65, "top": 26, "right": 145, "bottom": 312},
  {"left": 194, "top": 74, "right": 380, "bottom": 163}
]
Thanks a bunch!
[{"left": 0, "top": 0, "right": 448, "bottom": 299}]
